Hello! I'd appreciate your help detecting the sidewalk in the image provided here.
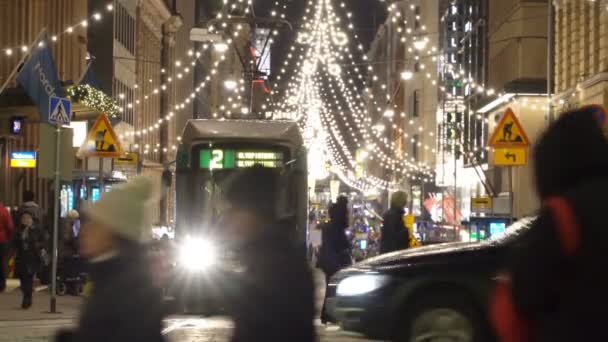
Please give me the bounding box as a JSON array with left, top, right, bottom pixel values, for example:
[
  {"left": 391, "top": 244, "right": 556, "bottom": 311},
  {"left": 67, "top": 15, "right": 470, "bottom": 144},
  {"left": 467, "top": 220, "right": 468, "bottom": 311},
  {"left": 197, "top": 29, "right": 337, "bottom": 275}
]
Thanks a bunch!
[{"left": 0, "top": 287, "right": 82, "bottom": 322}]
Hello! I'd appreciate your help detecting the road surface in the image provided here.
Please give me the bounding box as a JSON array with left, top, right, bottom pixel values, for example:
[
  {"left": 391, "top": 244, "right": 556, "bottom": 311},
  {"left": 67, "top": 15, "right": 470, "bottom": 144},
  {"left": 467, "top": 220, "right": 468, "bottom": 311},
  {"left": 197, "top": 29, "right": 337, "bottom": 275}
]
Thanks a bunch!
[{"left": 0, "top": 317, "right": 381, "bottom": 342}]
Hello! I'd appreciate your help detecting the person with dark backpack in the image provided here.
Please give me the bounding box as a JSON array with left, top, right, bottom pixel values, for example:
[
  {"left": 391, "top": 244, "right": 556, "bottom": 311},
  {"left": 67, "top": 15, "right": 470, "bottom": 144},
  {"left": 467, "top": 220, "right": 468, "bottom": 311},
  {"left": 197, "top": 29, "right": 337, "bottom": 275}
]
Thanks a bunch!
[
  {"left": 220, "top": 166, "right": 316, "bottom": 342},
  {"left": 13, "top": 212, "right": 47, "bottom": 308},
  {"left": 492, "top": 106, "right": 608, "bottom": 342},
  {"left": 17, "top": 191, "right": 44, "bottom": 226},
  {"left": 379, "top": 191, "right": 410, "bottom": 254},
  {"left": 318, "top": 197, "right": 352, "bottom": 324}
]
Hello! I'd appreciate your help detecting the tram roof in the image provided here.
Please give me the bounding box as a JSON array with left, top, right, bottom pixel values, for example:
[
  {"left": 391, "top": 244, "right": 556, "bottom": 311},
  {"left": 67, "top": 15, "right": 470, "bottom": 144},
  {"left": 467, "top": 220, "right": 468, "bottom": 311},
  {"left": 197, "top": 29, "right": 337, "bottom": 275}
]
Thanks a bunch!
[{"left": 181, "top": 119, "right": 303, "bottom": 146}]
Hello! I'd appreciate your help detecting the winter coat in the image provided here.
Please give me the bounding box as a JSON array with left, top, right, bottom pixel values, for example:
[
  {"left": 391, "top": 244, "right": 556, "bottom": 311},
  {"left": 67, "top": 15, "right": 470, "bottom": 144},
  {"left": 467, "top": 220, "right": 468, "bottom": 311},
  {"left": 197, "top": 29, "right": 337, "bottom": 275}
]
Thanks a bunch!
[
  {"left": 13, "top": 223, "right": 48, "bottom": 276},
  {"left": 224, "top": 228, "right": 316, "bottom": 342},
  {"left": 0, "top": 203, "right": 13, "bottom": 244},
  {"left": 318, "top": 220, "right": 351, "bottom": 276},
  {"left": 492, "top": 108, "right": 608, "bottom": 342},
  {"left": 56, "top": 250, "right": 165, "bottom": 342},
  {"left": 379, "top": 207, "right": 409, "bottom": 254},
  {"left": 17, "top": 202, "right": 44, "bottom": 226}
]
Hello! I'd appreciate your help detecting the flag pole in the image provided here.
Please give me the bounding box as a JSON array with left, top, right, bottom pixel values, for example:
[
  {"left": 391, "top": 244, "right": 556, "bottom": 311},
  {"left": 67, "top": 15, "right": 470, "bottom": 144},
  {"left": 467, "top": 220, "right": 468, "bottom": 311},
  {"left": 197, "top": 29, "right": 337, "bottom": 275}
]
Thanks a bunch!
[{"left": 0, "top": 28, "right": 47, "bottom": 96}]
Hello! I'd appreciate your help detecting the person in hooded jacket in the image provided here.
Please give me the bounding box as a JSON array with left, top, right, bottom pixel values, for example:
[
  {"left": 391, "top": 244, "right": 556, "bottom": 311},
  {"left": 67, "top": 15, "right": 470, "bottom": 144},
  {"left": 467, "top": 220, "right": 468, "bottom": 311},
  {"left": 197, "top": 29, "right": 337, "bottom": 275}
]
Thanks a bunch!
[
  {"left": 379, "top": 191, "right": 410, "bottom": 254},
  {"left": 16, "top": 191, "right": 44, "bottom": 226},
  {"left": 13, "top": 212, "right": 47, "bottom": 308},
  {"left": 220, "top": 166, "right": 316, "bottom": 342},
  {"left": 492, "top": 106, "right": 608, "bottom": 342},
  {"left": 319, "top": 196, "right": 351, "bottom": 324},
  {"left": 54, "top": 177, "right": 165, "bottom": 342}
]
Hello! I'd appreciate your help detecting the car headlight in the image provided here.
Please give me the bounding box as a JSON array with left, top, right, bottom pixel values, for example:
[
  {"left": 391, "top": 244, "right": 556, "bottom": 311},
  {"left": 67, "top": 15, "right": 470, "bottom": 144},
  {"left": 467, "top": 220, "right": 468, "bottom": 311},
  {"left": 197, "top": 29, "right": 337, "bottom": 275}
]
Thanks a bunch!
[
  {"left": 336, "top": 274, "right": 390, "bottom": 296},
  {"left": 179, "top": 237, "right": 217, "bottom": 271}
]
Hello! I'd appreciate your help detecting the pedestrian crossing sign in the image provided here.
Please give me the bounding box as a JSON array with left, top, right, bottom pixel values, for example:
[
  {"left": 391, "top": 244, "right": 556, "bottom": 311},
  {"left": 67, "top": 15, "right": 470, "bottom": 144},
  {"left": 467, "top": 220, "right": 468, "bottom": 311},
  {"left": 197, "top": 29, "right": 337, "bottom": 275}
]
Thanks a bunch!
[
  {"left": 78, "top": 113, "right": 122, "bottom": 158},
  {"left": 489, "top": 108, "right": 530, "bottom": 148},
  {"left": 48, "top": 96, "right": 71, "bottom": 125}
]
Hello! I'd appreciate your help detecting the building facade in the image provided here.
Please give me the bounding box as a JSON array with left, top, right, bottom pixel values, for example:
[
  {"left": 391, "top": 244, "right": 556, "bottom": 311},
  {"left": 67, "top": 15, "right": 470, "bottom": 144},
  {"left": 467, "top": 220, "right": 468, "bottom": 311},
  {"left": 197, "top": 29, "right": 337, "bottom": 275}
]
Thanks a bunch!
[
  {"left": 553, "top": 0, "right": 608, "bottom": 112},
  {"left": 0, "top": 0, "right": 88, "bottom": 209},
  {"left": 446, "top": 0, "right": 549, "bottom": 221},
  {"left": 0, "top": 0, "right": 196, "bottom": 226},
  {"left": 364, "top": 0, "right": 440, "bottom": 213}
]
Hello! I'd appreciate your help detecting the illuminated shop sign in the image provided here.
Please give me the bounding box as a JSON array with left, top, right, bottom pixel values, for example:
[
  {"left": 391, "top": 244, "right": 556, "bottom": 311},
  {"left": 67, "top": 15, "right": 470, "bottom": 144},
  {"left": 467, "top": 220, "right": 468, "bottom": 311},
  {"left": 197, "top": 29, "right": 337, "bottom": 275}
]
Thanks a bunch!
[{"left": 10, "top": 151, "right": 37, "bottom": 168}]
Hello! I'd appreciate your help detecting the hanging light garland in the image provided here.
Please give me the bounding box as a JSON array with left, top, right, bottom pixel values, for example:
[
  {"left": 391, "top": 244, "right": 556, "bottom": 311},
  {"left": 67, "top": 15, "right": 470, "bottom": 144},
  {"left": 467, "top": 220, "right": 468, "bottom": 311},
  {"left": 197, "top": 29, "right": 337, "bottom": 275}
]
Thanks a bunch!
[{"left": 1, "top": 2, "right": 114, "bottom": 57}]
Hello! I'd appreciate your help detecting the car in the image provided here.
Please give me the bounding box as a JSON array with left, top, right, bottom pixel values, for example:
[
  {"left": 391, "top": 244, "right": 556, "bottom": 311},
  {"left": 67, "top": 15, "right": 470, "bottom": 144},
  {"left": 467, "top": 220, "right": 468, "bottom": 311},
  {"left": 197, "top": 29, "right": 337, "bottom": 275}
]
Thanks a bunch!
[{"left": 326, "top": 217, "right": 535, "bottom": 342}]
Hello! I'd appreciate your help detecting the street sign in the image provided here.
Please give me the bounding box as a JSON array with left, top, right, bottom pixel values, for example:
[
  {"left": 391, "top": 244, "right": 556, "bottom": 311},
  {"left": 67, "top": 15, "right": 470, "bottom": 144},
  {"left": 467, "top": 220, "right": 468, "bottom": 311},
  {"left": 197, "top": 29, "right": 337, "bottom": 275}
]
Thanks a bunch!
[
  {"left": 114, "top": 152, "right": 138, "bottom": 167},
  {"left": 489, "top": 108, "right": 530, "bottom": 148},
  {"left": 471, "top": 197, "right": 493, "bottom": 214},
  {"left": 48, "top": 96, "right": 71, "bottom": 125},
  {"left": 493, "top": 148, "right": 527, "bottom": 166},
  {"left": 79, "top": 113, "right": 122, "bottom": 158},
  {"left": 9, "top": 117, "right": 24, "bottom": 134},
  {"left": 38, "top": 125, "right": 74, "bottom": 181},
  {"left": 10, "top": 152, "right": 36, "bottom": 168}
]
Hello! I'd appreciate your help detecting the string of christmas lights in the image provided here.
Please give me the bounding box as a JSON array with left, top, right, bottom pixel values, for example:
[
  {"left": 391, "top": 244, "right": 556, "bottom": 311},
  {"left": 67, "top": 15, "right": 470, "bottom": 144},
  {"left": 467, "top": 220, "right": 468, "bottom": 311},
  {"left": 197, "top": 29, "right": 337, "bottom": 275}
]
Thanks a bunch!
[{"left": 1, "top": 2, "right": 115, "bottom": 57}]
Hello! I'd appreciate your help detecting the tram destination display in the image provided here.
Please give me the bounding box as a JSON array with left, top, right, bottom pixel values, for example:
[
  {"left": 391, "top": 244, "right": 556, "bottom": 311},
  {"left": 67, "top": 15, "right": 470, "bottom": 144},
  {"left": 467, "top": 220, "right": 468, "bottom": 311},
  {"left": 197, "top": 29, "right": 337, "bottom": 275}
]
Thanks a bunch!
[{"left": 200, "top": 149, "right": 284, "bottom": 169}]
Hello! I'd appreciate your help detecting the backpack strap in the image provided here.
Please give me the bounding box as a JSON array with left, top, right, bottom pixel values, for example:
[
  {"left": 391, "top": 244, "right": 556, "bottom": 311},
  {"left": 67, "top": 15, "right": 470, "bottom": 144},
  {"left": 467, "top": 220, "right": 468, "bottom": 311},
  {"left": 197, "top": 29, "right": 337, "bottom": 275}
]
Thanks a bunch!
[{"left": 544, "top": 197, "right": 581, "bottom": 257}]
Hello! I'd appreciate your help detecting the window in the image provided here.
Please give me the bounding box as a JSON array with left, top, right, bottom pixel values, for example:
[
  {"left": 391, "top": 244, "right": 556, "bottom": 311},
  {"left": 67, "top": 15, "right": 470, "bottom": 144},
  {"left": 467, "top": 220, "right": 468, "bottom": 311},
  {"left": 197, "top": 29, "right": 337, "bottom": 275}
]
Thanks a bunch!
[
  {"left": 412, "top": 134, "right": 420, "bottom": 161},
  {"left": 114, "top": 2, "right": 136, "bottom": 55},
  {"left": 412, "top": 90, "right": 420, "bottom": 118},
  {"left": 113, "top": 79, "right": 134, "bottom": 125}
]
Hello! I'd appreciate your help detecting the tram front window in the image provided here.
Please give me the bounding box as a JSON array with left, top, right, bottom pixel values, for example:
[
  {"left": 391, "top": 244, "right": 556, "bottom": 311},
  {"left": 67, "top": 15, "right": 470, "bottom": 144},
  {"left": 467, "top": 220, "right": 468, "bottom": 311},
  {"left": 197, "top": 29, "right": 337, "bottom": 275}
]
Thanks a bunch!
[{"left": 177, "top": 146, "right": 290, "bottom": 272}]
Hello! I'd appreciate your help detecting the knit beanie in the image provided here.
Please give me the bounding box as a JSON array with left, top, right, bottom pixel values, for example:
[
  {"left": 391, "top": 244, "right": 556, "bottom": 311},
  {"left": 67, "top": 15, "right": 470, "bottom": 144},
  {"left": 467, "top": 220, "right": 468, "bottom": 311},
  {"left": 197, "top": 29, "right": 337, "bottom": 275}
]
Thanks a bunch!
[{"left": 83, "top": 177, "right": 156, "bottom": 243}]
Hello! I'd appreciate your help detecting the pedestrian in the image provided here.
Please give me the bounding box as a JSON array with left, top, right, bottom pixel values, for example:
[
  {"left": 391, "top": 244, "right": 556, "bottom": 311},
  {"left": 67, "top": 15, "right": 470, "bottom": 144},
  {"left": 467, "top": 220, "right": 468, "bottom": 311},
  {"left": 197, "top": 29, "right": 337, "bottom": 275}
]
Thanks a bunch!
[
  {"left": 220, "top": 166, "right": 316, "bottom": 342},
  {"left": 67, "top": 210, "right": 80, "bottom": 238},
  {"left": 0, "top": 201, "right": 14, "bottom": 292},
  {"left": 318, "top": 197, "right": 352, "bottom": 324},
  {"left": 57, "top": 213, "right": 81, "bottom": 295},
  {"left": 16, "top": 191, "right": 44, "bottom": 225},
  {"left": 54, "top": 177, "right": 165, "bottom": 342},
  {"left": 491, "top": 106, "right": 608, "bottom": 342},
  {"left": 13, "top": 212, "right": 47, "bottom": 308},
  {"left": 379, "top": 191, "right": 410, "bottom": 254}
]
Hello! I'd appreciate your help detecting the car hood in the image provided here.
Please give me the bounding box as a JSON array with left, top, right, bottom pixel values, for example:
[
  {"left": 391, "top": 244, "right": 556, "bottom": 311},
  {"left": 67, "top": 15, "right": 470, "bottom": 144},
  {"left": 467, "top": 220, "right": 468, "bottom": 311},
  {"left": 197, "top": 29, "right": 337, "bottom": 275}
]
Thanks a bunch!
[
  {"left": 349, "top": 217, "right": 536, "bottom": 271},
  {"left": 354, "top": 242, "right": 489, "bottom": 269}
]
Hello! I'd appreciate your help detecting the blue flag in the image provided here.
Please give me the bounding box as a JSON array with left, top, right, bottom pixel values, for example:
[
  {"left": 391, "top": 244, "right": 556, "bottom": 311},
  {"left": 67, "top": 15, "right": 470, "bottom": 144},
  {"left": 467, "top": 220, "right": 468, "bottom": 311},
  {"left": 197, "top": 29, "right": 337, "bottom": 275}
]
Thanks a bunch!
[
  {"left": 79, "top": 62, "right": 101, "bottom": 89},
  {"left": 16, "top": 35, "right": 65, "bottom": 122}
]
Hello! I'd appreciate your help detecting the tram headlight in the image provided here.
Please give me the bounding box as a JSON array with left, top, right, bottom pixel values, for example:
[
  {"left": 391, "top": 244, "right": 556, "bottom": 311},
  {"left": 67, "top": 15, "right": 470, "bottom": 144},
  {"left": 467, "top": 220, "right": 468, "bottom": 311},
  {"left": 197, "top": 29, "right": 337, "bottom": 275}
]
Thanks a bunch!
[{"left": 179, "top": 237, "right": 217, "bottom": 271}]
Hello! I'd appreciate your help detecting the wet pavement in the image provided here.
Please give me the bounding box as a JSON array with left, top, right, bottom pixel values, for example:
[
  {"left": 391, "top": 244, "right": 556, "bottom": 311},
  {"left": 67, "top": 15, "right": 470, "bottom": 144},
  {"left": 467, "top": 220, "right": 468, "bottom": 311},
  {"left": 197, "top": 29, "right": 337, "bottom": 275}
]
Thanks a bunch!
[
  {"left": 0, "top": 316, "right": 380, "bottom": 342},
  {"left": 0, "top": 270, "right": 383, "bottom": 342}
]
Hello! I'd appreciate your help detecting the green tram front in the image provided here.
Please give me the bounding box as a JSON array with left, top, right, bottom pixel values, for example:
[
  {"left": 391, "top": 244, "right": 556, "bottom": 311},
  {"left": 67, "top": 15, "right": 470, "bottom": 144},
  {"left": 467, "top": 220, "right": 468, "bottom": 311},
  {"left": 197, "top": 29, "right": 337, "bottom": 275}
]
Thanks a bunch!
[{"left": 174, "top": 119, "right": 308, "bottom": 273}]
